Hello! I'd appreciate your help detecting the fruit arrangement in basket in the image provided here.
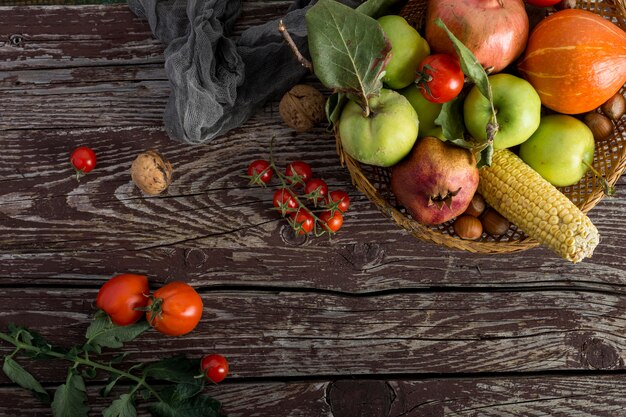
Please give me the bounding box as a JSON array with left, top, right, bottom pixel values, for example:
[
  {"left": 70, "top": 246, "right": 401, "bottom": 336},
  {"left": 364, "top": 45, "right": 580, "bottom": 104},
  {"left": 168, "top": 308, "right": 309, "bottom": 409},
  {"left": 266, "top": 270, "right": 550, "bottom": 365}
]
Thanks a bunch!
[{"left": 303, "top": 0, "right": 626, "bottom": 263}]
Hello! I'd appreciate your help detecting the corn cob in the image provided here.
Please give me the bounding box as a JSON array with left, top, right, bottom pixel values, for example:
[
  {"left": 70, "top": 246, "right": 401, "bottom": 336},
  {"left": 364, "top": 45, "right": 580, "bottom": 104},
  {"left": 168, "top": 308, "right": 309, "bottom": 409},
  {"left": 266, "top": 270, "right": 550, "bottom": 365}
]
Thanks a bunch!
[{"left": 478, "top": 149, "right": 599, "bottom": 263}]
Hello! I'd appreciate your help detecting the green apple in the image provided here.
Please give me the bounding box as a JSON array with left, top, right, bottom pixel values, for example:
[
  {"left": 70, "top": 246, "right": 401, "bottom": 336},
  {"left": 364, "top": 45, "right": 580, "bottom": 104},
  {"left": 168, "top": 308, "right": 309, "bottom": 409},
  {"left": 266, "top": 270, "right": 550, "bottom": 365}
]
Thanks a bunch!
[
  {"left": 378, "top": 15, "right": 430, "bottom": 90},
  {"left": 339, "top": 88, "right": 418, "bottom": 167},
  {"left": 519, "top": 114, "right": 594, "bottom": 187},
  {"left": 399, "top": 84, "right": 443, "bottom": 138},
  {"left": 463, "top": 73, "right": 541, "bottom": 150}
]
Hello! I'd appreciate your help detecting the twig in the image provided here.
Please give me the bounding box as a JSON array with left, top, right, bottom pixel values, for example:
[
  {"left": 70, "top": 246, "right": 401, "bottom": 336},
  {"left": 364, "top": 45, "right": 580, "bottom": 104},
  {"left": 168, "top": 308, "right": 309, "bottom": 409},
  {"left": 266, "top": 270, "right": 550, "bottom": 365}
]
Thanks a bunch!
[{"left": 278, "top": 20, "right": 313, "bottom": 72}]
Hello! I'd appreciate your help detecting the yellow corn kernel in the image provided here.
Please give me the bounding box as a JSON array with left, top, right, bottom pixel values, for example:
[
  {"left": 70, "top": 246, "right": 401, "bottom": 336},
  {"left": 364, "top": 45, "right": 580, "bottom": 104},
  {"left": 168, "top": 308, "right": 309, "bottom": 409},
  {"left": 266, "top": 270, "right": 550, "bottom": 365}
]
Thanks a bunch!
[{"left": 478, "top": 149, "right": 599, "bottom": 263}]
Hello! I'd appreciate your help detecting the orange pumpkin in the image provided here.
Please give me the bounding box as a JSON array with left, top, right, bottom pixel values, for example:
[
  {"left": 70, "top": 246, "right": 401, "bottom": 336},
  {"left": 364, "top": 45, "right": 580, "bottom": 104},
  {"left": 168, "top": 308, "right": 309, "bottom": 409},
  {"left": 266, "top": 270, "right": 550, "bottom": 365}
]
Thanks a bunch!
[{"left": 517, "top": 9, "right": 626, "bottom": 114}]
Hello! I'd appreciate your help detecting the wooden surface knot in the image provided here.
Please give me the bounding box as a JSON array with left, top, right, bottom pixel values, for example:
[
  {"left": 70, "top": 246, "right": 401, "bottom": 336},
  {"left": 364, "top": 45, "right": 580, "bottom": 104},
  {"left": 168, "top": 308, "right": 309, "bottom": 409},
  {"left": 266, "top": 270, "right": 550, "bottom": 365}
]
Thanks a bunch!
[
  {"left": 279, "top": 223, "right": 309, "bottom": 246},
  {"left": 184, "top": 248, "right": 208, "bottom": 267},
  {"left": 580, "top": 337, "right": 623, "bottom": 370},
  {"left": 9, "top": 34, "right": 24, "bottom": 47},
  {"left": 341, "top": 243, "right": 385, "bottom": 271}
]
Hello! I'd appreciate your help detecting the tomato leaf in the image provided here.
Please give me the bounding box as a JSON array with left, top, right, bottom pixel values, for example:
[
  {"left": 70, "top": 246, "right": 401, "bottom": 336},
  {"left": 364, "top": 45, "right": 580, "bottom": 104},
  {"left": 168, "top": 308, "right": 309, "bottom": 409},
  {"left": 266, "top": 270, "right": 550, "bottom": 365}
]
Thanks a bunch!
[
  {"left": 100, "top": 375, "right": 124, "bottom": 397},
  {"left": 149, "top": 394, "right": 224, "bottom": 417},
  {"left": 51, "top": 371, "right": 89, "bottom": 417},
  {"left": 84, "top": 314, "right": 150, "bottom": 354},
  {"left": 103, "top": 393, "right": 137, "bottom": 417},
  {"left": 306, "top": 0, "right": 391, "bottom": 112},
  {"left": 2, "top": 356, "right": 50, "bottom": 402},
  {"left": 144, "top": 356, "right": 198, "bottom": 385}
]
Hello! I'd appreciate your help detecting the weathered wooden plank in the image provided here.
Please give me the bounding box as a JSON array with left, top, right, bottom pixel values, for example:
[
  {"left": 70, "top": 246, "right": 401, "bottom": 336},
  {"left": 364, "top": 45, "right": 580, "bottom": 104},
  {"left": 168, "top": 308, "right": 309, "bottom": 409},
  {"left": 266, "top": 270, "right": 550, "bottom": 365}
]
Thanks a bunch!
[
  {"left": 1, "top": 288, "right": 625, "bottom": 382},
  {"left": 2, "top": 375, "right": 626, "bottom": 417},
  {"left": 1, "top": 123, "right": 625, "bottom": 290}
]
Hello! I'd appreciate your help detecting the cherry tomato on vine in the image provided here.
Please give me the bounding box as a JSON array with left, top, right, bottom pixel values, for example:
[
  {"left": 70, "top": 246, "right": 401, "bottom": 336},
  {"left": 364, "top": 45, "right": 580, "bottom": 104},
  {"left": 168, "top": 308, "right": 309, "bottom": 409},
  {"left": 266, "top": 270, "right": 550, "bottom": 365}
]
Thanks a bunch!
[
  {"left": 416, "top": 54, "right": 464, "bottom": 104},
  {"left": 70, "top": 146, "right": 96, "bottom": 179},
  {"left": 289, "top": 210, "right": 315, "bottom": 235},
  {"left": 285, "top": 161, "right": 313, "bottom": 187},
  {"left": 201, "top": 354, "right": 229, "bottom": 383},
  {"left": 273, "top": 188, "right": 299, "bottom": 213},
  {"left": 96, "top": 274, "right": 149, "bottom": 326},
  {"left": 327, "top": 190, "right": 350, "bottom": 213},
  {"left": 304, "top": 178, "right": 328, "bottom": 203},
  {"left": 525, "top": 0, "right": 560, "bottom": 6},
  {"left": 146, "top": 282, "right": 203, "bottom": 336},
  {"left": 319, "top": 210, "right": 344, "bottom": 233},
  {"left": 247, "top": 160, "right": 273, "bottom": 185}
]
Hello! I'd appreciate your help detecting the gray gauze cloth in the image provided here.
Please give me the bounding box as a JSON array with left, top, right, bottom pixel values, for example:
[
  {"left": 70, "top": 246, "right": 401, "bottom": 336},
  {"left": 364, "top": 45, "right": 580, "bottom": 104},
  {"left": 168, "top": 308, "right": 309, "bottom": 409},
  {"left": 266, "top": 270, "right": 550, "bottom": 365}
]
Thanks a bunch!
[{"left": 128, "top": 0, "right": 359, "bottom": 144}]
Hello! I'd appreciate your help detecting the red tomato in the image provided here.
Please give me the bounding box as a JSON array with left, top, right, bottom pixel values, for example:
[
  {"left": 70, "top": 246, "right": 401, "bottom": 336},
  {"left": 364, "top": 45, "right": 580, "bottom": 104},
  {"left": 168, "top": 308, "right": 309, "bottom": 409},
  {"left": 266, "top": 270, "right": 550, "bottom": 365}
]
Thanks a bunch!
[
  {"left": 525, "top": 0, "right": 560, "bottom": 6},
  {"left": 247, "top": 160, "right": 273, "bottom": 185},
  {"left": 327, "top": 190, "right": 350, "bottom": 213},
  {"left": 285, "top": 161, "right": 313, "bottom": 187},
  {"left": 417, "top": 54, "right": 464, "bottom": 103},
  {"left": 304, "top": 178, "right": 328, "bottom": 203},
  {"left": 96, "top": 274, "right": 149, "bottom": 326},
  {"left": 289, "top": 210, "right": 315, "bottom": 235},
  {"left": 273, "top": 188, "right": 299, "bottom": 213},
  {"left": 201, "top": 354, "right": 229, "bottom": 383},
  {"left": 146, "top": 282, "right": 203, "bottom": 336},
  {"left": 70, "top": 146, "right": 97, "bottom": 177},
  {"left": 320, "top": 211, "right": 343, "bottom": 233}
]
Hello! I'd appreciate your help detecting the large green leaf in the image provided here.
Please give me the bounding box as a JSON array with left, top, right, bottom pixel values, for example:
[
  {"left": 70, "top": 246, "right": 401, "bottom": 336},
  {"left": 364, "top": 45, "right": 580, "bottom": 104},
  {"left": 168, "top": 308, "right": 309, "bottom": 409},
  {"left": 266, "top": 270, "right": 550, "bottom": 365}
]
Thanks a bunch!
[
  {"left": 84, "top": 314, "right": 150, "bottom": 353},
  {"left": 2, "top": 357, "right": 49, "bottom": 402},
  {"left": 51, "top": 372, "right": 89, "bottom": 417},
  {"left": 149, "top": 394, "right": 223, "bottom": 417},
  {"left": 103, "top": 394, "right": 137, "bottom": 417},
  {"left": 306, "top": 0, "right": 390, "bottom": 110}
]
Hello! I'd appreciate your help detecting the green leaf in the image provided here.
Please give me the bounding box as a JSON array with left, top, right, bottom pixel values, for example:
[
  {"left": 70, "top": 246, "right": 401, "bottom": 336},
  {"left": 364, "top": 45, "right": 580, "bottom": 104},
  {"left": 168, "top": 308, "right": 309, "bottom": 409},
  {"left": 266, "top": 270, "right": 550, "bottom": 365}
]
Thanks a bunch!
[
  {"left": 2, "top": 357, "right": 49, "bottom": 402},
  {"left": 325, "top": 92, "right": 348, "bottom": 126},
  {"left": 144, "top": 356, "right": 198, "bottom": 385},
  {"left": 84, "top": 315, "right": 150, "bottom": 353},
  {"left": 356, "top": 0, "right": 404, "bottom": 18},
  {"left": 100, "top": 375, "right": 124, "bottom": 397},
  {"left": 149, "top": 394, "right": 223, "bottom": 417},
  {"left": 306, "top": 0, "right": 391, "bottom": 110},
  {"left": 475, "top": 142, "right": 494, "bottom": 169},
  {"left": 103, "top": 393, "right": 137, "bottom": 417},
  {"left": 435, "top": 92, "right": 473, "bottom": 148},
  {"left": 51, "top": 372, "right": 89, "bottom": 417}
]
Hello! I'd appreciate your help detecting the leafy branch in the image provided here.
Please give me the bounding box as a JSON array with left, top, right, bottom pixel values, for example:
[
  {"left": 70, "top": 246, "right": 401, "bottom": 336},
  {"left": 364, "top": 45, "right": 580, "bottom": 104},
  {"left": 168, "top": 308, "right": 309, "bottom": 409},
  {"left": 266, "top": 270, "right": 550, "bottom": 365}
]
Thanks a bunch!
[{"left": 0, "top": 315, "right": 225, "bottom": 417}]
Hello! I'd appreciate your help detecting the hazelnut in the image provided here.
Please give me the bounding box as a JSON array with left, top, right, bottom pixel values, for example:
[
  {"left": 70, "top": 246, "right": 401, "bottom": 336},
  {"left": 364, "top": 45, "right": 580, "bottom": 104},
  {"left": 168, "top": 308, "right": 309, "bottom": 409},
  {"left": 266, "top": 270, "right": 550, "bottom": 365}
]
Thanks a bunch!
[
  {"left": 130, "top": 150, "right": 173, "bottom": 195},
  {"left": 279, "top": 84, "right": 325, "bottom": 132},
  {"left": 481, "top": 209, "right": 510, "bottom": 236},
  {"left": 464, "top": 193, "right": 486, "bottom": 217},
  {"left": 584, "top": 112, "right": 614, "bottom": 142},
  {"left": 453, "top": 215, "right": 483, "bottom": 240},
  {"left": 601, "top": 93, "right": 626, "bottom": 121}
]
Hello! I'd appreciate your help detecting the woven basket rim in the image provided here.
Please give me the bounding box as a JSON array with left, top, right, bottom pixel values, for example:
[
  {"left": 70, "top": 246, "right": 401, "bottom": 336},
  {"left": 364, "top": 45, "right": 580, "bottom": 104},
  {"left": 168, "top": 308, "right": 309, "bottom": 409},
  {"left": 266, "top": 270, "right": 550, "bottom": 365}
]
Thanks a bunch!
[{"left": 337, "top": 0, "right": 626, "bottom": 254}]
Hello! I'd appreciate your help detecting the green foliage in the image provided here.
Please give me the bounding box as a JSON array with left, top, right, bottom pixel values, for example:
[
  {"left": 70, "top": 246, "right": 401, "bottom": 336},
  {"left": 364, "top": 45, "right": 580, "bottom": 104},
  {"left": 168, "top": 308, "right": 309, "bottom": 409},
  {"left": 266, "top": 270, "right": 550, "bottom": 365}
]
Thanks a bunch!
[
  {"left": 150, "top": 394, "right": 224, "bottom": 417},
  {"left": 84, "top": 313, "right": 150, "bottom": 353},
  {"left": 103, "top": 394, "right": 137, "bottom": 417},
  {"left": 51, "top": 371, "right": 89, "bottom": 417},
  {"left": 2, "top": 356, "right": 49, "bottom": 402},
  {"left": 306, "top": 0, "right": 391, "bottom": 112},
  {"left": 355, "top": 0, "right": 405, "bottom": 18}
]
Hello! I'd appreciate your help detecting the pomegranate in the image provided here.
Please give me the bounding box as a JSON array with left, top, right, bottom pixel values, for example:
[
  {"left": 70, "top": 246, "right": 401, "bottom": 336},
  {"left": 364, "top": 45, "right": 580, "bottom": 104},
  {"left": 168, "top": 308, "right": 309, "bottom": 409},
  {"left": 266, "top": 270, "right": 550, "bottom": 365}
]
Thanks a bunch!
[
  {"left": 425, "top": 0, "right": 529, "bottom": 73},
  {"left": 391, "top": 137, "right": 479, "bottom": 225}
]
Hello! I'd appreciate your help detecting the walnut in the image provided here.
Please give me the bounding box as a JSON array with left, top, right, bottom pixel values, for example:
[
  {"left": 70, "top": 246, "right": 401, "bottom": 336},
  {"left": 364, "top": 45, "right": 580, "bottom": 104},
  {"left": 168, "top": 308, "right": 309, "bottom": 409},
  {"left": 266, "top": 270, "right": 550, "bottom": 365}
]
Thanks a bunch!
[
  {"left": 279, "top": 84, "right": 326, "bottom": 132},
  {"left": 130, "top": 150, "right": 173, "bottom": 195}
]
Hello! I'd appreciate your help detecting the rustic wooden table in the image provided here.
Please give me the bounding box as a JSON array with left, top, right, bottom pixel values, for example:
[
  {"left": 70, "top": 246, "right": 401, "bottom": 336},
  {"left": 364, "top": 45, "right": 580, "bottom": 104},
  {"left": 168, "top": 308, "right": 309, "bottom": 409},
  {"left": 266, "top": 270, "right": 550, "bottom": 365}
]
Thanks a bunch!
[{"left": 2, "top": 2, "right": 626, "bottom": 416}]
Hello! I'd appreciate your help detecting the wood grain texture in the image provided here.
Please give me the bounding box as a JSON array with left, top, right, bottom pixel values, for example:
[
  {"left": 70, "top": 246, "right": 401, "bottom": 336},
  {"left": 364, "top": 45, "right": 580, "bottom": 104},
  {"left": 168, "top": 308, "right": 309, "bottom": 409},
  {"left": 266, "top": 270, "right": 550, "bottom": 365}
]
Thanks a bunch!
[
  {"left": 2, "top": 3, "right": 626, "bottom": 417},
  {"left": 1, "top": 288, "right": 625, "bottom": 381}
]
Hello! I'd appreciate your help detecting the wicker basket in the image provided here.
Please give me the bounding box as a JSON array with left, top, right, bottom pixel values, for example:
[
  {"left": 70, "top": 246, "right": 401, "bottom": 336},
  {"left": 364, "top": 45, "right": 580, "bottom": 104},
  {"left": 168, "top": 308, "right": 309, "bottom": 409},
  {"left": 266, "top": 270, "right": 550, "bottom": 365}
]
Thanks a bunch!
[{"left": 336, "top": 0, "right": 626, "bottom": 254}]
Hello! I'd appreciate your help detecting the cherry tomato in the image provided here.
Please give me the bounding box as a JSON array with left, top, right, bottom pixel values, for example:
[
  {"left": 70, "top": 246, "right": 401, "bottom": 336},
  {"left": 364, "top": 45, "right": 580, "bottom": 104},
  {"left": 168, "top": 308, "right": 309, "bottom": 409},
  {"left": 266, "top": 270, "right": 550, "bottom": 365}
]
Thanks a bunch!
[
  {"left": 416, "top": 54, "right": 464, "bottom": 104},
  {"left": 525, "top": 0, "right": 560, "bottom": 6},
  {"left": 320, "top": 210, "right": 344, "bottom": 233},
  {"left": 304, "top": 178, "right": 328, "bottom": 203},
  {"left": 327, "top": 190, "right": 350, "bottom": 213},
  {"left": 70, "top": 146, "right": 97, "bottom": 177},
  {"left": 273, "top": 188, "right": 299, "bottom": 213},
  {"left": 146, "top": 282, "right": 203, "bottom": 336},
  {"left": 96, "top": 274, "right": 149, "bottom": 326},
  {"left": 289, "top": 210, "right": 315, "bottom": 235},
  {"left": 285, "top": 161, "right": 313, "bottom": 187},
  {"left": 201, "top": 354, "right": 229, "bottom": 383},
  {"left": 247, "top": 160, "right": 273, "bottom": 185}
]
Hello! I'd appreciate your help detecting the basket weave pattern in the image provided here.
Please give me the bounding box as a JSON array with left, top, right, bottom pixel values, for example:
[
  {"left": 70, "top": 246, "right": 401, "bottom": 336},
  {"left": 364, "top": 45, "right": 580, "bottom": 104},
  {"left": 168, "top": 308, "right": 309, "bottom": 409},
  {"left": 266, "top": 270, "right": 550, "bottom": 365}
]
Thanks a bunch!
[{"left": 337, "top": 0, "right": 626, "bottom": 254}]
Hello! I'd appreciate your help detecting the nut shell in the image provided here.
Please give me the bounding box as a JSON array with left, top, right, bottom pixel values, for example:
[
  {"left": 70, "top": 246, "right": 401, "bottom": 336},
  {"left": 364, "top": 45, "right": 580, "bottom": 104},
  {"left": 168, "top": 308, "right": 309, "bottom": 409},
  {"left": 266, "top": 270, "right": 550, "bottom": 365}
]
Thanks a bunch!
[
  {"left": 453, "top": 215, "right": 483, "bottom": 240},
  {"left": 584, "top": 112, "right": 614, "bottom": 142},
  {"left": 463, "top": 193, "right": 486, "bottom": 217},
  {"left": 279, "top": 84, "right": 325, "bottom": 133},
  {"left": 601, "top": 93, "right": 626, "bottom": 121},
  {"left": 130, "top": 150, "right": 173, "bottom": 196},
  {"left": 481, "top": 209, "right": 510, "bottom": 237}
]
